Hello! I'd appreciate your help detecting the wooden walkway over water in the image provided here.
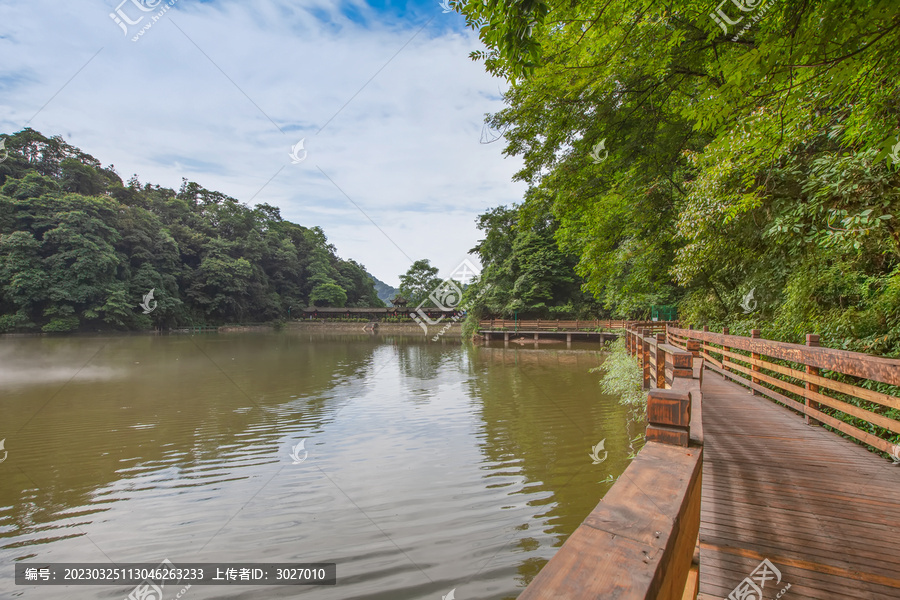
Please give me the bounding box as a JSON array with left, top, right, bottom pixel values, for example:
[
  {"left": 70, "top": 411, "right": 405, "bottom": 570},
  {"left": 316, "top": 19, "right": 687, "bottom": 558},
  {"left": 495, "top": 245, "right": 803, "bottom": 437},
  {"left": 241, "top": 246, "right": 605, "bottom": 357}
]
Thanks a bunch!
[
  {"left": 698, "top": 371, "right": 900, "bottom": 599},
  {"left": 517, "top": 324, "right": 900, "bottom": 600}
]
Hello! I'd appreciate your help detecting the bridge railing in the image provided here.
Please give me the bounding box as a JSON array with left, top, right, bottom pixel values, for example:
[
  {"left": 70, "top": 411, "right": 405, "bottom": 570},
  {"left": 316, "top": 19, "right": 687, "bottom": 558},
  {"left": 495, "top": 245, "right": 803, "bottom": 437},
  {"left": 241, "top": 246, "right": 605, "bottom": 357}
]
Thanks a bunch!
[
  {"left": 667, "top": 326, "right": 900, "bottom": 458},
  {"left": 517, "top": 338, "right": 702, "bottom": 600},
  {"left": 624, "top": 320, "right": 676, "bottom": 334},
  {"left": 478, "top": 319, "right": 626, "bottom": 330},
  {"left": 477, "top": 319, "right": 678, "bottom": 331},
  {"left": 626, "top": 327, "right": 696, "bottom": 390}
]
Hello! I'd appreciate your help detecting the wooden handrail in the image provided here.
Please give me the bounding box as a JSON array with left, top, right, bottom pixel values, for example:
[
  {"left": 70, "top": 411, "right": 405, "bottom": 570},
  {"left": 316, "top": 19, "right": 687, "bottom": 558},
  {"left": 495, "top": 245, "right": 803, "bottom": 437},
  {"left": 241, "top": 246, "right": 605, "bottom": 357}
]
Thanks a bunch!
[
  {"left": 668, "top": 327, "right": 900, "bottom": 385},
  {"left": 518, "top": 338, "right": 702, "bottom": 600},
  {"left": 626, "top": 328, "right": 694, "bottom": 391},
  {"left": 667, "top": 326, "right": 900, "bottom": 457},
  {"left": 477, "top": 319, "right": 626, "bottom": 330},
  {"left": 476, "top": 319, "right": 678, "bottom": 331}
]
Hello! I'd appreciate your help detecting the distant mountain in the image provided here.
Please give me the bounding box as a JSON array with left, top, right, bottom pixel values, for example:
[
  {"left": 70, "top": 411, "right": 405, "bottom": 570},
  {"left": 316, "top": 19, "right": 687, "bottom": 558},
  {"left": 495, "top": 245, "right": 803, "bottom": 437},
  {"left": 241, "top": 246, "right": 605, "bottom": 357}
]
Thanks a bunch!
[{"left": 367, "top": 272, "right": 399, "bottom": 305}]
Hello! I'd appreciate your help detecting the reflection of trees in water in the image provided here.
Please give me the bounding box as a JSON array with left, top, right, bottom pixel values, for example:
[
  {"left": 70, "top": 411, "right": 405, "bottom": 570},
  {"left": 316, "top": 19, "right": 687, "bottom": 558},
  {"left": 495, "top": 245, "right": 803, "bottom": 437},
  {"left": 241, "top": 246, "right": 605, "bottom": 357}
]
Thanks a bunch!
[
  {"left": 465, "top": 345, "right": 644, "bottom": 590},
  {"left": 392, "top": 339, "right": 468, "bottom": 404},
  {"left": 0, "top": 334, "right": 381, "bottom": 552},
  {"left": 396, "top": 343, "right": 443, "bottom": 381}
]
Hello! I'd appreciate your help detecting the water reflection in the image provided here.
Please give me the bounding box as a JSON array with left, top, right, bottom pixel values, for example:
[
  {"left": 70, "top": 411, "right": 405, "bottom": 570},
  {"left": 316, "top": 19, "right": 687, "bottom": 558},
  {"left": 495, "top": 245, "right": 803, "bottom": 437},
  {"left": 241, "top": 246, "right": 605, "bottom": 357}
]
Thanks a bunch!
[{"left": 0, "top": 334, "right": 643, "bottom": 599}]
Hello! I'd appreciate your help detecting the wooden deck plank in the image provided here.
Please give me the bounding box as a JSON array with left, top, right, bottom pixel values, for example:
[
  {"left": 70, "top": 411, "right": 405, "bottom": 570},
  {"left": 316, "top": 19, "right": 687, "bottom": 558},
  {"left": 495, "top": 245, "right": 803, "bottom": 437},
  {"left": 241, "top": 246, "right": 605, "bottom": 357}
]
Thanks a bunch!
[
  {"left": 698, "top": 370, "right": 900, "bottom": 599},
  {"left": 700, "top": 552, "right": 894, "bottom": 600}
]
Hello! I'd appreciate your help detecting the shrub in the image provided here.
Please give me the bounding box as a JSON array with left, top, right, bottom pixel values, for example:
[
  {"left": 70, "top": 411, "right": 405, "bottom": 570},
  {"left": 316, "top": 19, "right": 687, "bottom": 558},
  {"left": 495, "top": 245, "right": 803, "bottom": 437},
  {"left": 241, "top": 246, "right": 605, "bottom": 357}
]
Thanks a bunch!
[{"left": 591, "top": 337, "right": 645, "bottom": 407}]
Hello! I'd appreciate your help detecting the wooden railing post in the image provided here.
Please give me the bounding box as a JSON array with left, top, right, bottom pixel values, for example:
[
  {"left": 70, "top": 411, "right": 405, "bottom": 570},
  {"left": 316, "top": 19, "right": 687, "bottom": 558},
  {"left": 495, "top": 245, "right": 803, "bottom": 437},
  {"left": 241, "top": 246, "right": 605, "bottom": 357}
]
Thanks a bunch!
[
  {"left": 806, "top": 334, "right": 821, "bottom": 426},
  {"left": 722, "top": 326, "right": 730, "bottom": 373},
  {"left": 647, "top": 388, "right": 691, "bottom": 447},
  {"left": 750, "top": 329, "right": 761, "bottom": 394},
  {"left": 673, "top": 351, "right": 693, "bottom": 381},
  {"left": 642, "top": 329, "right": 651, "bottom": 390},
  {"left": 686, "top": 339, "right": 700, "bottom": 358},
  {"left": 657, "top": 332, "right": 667, "bottom": 388},
  {"left": 635, "top": 330, "right": 642, "bottom": 368}
]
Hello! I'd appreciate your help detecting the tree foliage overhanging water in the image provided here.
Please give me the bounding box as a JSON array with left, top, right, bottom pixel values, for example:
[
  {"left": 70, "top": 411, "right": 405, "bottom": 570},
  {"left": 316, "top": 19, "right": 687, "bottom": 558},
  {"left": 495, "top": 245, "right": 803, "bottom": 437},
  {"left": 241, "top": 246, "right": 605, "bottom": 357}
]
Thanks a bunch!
[
  {"left": 0, "top": 129, "right": 382, "bottom": 332},
  {"left": 456, "top": 0, "right": 900, "bottom": 356}
]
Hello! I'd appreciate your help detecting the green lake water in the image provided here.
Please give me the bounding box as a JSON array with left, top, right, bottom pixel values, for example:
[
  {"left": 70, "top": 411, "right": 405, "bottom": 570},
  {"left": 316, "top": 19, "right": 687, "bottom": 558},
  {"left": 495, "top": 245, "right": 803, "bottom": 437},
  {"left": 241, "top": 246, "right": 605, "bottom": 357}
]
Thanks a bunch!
[{"left": 0, "top": 333, "right": 644, "bottom": 599}]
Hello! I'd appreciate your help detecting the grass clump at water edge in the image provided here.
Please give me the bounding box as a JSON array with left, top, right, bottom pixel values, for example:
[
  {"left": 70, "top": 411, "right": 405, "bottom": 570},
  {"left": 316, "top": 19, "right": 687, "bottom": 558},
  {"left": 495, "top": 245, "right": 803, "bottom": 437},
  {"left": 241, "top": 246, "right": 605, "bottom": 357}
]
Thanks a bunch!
[{"left": 591, "top": 338, "right": 645, "bottom": 408}]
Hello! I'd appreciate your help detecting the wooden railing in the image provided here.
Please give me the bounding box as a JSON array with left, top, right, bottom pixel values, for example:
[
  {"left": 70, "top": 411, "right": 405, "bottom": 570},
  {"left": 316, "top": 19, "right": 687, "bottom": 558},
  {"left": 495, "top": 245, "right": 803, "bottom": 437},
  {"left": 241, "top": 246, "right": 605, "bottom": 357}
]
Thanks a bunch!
[
  {"left": 626, "top": 327, "right": 697, "bottom": 390},
  {"left": 517, "top": 338, "right": 702, "bottom": 600},
  {"left": 625, "top": 321, "right": 676, "bottom": 335},
  {"left": 667, "top": 326, "right": 900, "bottom": 458},
  {"left": 478, "top": 319, "right": 625, "bottom": 330},
  {"left": 477, "top": 319, "right": 677, "bottom": 331}
]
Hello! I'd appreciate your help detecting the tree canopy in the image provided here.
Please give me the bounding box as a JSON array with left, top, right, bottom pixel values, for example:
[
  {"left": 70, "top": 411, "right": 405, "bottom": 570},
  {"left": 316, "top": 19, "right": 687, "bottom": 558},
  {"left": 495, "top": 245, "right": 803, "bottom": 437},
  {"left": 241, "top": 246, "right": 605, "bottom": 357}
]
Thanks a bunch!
[
  {"left": 456, "top": 0, "right": 900, "bottom": 354},
  {"left": 399, "top": 259, "right": 443, "bottom": 307},
  {"left": 0, "top": 129, "right": 383, "bottom": 333}
]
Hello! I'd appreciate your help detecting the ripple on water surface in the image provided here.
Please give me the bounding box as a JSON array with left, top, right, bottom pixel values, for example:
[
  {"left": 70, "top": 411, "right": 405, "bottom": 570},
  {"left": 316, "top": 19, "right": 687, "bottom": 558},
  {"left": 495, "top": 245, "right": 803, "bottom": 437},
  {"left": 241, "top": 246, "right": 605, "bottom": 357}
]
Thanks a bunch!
[{"left": 0, "top": 335, "right": 643, "bottom": 599}]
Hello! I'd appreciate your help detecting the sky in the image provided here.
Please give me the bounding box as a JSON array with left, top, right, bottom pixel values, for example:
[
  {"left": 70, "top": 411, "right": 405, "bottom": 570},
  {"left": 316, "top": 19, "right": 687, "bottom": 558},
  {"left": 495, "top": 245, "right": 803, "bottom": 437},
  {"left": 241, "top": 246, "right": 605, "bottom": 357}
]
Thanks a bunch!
[{"left": 0, "top": 0, "right": 528, "bottom": 287}]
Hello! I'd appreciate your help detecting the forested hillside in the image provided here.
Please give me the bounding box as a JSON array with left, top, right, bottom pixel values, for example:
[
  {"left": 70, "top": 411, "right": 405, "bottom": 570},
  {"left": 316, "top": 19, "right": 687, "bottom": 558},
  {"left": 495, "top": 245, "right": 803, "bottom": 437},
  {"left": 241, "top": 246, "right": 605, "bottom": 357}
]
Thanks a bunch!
[
  {"left": 0, "top": 129, "right": 382, "bottom": 333},
  {"left": 367, "top": 272, "right": 399, "bottom": 305},
  {"left": 457, "top": 0, "right": 900, "bottom": 355}
]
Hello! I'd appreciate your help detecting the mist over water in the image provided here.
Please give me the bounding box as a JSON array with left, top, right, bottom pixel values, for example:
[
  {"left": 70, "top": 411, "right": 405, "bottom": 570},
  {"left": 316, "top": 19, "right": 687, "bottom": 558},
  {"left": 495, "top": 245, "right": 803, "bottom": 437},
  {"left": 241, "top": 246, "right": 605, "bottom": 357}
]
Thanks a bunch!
[{"left": 0, "top": 333, "right": 643, "bottom": 599}]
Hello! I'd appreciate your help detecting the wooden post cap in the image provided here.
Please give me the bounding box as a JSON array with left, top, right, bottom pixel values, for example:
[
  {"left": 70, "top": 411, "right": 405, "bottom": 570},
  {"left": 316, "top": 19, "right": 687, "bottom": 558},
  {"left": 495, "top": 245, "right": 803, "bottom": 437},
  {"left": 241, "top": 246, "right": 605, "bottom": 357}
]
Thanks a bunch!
[
  {"left": 673, "top": 352, "right": 692, "bottom": 369},
  {"left": 686, "top": 340, "right": 701, "bottom": 358},
  {"left": 647, "top": 389, "right": 691, "bottom": 446},
  {"left": 648, "top": 389, "right": 691, "bottom": 428}
]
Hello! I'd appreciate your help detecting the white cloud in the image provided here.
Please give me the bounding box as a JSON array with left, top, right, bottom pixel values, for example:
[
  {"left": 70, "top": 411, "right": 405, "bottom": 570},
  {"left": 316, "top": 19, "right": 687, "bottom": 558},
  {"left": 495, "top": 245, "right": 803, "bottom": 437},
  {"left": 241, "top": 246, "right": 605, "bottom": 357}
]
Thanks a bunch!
[{"left": 0, "top": 0, "right": 526, "bottom": 287}]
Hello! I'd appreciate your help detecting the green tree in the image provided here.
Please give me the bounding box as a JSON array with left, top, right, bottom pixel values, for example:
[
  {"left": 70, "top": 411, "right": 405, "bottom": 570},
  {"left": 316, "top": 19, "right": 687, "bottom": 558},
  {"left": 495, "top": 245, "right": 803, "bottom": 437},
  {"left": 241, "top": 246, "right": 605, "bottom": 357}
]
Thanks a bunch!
[
  {"left": 455, "top": 0, "right": 900, "bottom": 353},
  {"left": 399, "top": 259, "right": 442, "bottom": 307},
  {"left": 466, "top": 204, "right": 602, "bottom": 319},
  {"left": 309, "top": 283, "right": 348, "bottom": 307}
]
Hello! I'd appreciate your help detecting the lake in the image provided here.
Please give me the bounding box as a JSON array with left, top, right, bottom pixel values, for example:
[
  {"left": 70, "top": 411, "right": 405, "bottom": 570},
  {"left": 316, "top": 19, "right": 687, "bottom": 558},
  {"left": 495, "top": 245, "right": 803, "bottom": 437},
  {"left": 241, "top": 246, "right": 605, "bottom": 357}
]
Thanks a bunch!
[{"left": 0, "top": 332, "right": 644, "bottom": 599}]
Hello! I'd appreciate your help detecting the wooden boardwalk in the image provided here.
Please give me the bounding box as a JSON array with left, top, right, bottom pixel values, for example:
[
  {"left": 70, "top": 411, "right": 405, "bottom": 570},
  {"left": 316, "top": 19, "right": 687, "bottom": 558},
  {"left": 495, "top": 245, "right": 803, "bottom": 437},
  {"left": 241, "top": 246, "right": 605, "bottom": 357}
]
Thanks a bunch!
[{"left": 698, "top": 371, "right": 900, "bottom": 599}]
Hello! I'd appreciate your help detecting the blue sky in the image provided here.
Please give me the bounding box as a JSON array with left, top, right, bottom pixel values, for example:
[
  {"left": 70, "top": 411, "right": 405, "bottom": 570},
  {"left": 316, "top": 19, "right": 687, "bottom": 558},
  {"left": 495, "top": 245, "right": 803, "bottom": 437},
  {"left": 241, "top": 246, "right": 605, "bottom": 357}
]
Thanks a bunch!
[{"left": 0, "top": 0, "right": 526, "bottom": 286}]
